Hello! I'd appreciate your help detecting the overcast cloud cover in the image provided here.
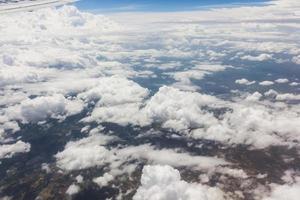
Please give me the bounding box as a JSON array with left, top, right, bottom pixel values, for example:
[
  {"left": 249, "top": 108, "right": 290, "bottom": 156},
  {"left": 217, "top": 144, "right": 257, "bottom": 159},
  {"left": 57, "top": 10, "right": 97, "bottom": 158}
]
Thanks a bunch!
[{"left": 0, "top": 0, "right": 300, "bottom": 199}]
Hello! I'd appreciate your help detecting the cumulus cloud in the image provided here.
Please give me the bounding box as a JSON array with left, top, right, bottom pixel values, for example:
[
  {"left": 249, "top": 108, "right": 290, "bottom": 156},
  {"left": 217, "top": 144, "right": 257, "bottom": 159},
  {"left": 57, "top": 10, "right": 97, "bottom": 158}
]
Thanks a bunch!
[
  {"left": 235, "top": 78, "right": 256, "bottom": 85},
  {"left": 0, "top": 1, "right": 299, "bottom": 199},
  {"left": 265, "top": 90, "right": 300, "bottom": 101},
  {"left": 66, "top": 184, "right": 80, "bottom": 196},
  {"left": 0, "top": 141, "right": 31, "bottom": 159},
  {"left": 116, "top": 144, "right": 228, "bottom": 170},
  {"left": 144, "top": 86, "right": 222, "bottom": 132},
  {"left": 55, "top": 130, "right": 228, "bottom": 174},
  {"left": 55, "top": 134, "right": 116, "bottom": 171},
  {"left": 259, "top": 81, "right": 274, "bottom": 86},
  {"left": 262, "top": 171, "right": 300, "bottom": 200},
  {"left": 76, "top": 175, "right": 84, "bottom": 183},
  {"left": 275, "top": 78, "right": 289, "bottom": 84},
  {"left": 6, "top": 94, "right": 84, "bottom": 123},
  {"left": 143, "top": 86, "right": 300, "bottom": 149},
  {"left": 240, "top": 54, "right": 273, "bottom": 61},
  {"left": 133, "top": 165, "right": 225, "bottom": 200},
  {"left": 80, "top": 76, "right": 150, "bottom": 126},
  {"left": 167, "top": 64, "right": 229, "bottom": 91},
  {"left": 292, "top": 55, "right": 300, "bottom": 65},
  {"left": 93, "top": 173, "right": 114, "bottom": 187},
  {"left": 289, "top": 82, "right": 299, "bottom": 86},
  {"left": 77, "top": 76, "right": 149, "bottom": 105}
]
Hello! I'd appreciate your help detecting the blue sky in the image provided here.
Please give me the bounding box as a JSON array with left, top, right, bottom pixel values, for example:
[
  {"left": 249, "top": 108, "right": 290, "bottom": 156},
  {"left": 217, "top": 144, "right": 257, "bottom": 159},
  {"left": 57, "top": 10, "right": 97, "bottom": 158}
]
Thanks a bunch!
[{"left": 75, "top": 0, "right": 270, "bottom": 12}]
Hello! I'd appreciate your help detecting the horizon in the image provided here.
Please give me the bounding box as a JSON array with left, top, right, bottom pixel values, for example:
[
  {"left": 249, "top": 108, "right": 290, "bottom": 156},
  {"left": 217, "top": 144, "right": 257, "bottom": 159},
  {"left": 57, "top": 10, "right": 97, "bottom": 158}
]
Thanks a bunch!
[{"left": 75, "top": 0, "right": 270, "bottom": 13}]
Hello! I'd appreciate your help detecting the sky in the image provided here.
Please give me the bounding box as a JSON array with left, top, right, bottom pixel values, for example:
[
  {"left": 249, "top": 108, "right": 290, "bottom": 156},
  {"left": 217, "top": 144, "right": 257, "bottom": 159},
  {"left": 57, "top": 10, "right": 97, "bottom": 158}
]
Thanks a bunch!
[
  {"left": 75, "top": 0, "right": 270, "bottom": 12},
  {"left": 1, "top": 0, "right": 300, "bottom": 199}
]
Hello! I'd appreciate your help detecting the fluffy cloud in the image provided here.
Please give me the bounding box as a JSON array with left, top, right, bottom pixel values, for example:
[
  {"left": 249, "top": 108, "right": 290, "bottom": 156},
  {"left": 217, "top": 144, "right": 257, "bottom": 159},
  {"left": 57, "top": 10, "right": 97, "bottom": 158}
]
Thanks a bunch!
[
  {"left": 259, "top": 81, "right": 274, "bottom": 86},
  {"left": 93, "top": 173, "right": 114, "bottom": 187},
  {"left": 55, "top": 134, "right": 116, "bottom": 171},
  {"left": 262, "top": 171, "right": 300, "bottom": 200},
  {"left": 66, "top": 184, "right": 80, "bottom": 196},
  {"left": 290, "top": 82, "right": 299, "bottom": 86},
  {"left": 143, "top": 86, "right": 300, "bottom": 149},
  {"left": 292, "top": 55, "right": 300, "bottom": 65},
  {"left": 6, "top": 94, "right": 84, "bottom": 123},
  {"left": 144, "top": 86, "right": 222, "bottom": 132},
  {"left": 0, "top": 141, "right": 31, "bottom": 159},
  {"left": 168, "top": 64, "right": 229, "bottom": 91},
  {"left": 240, "top": 54, "right": 273, "bottom": 61},
  {"left": 275, "top": 78, "right": 289, "bottom": 84},
  {"left": 80, "top": 76, "right": 150, "bottom": 126},
  {"left": 0, "top": 1, "right": 299, "bottom": 199},
  {"left": 265, "top": 90, "right": 300, "bottom": 101},
  {"left": 116, "top": 144, "right": 228, "bottom": 170},
  {"left": 133, "top": 165, "right": 225, "bottom": 200},
  {"left": 77, "top": 76, "right": 149, "bottom": 105},
  {"left": 55, "top": 132, "right": 227, "bottom": 173},
  {"left": 235, "top": 78, "right": 256, "bottom": 85}
]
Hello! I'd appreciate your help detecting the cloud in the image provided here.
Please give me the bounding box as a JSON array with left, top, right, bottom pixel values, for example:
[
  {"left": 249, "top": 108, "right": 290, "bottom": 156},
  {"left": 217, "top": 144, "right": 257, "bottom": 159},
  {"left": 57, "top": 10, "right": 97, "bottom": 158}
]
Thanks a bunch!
[
  {"left": 93, "top": 173, "right": 114, "bottom": 187},
  {"left": 265, "top": 89, "right": 300, "bottom": 101},
  {"left": 262, "top": 170, "right": 300, "bottom": 200},
  {"left": 235, "top": 78, "right": 256, "bottom": 85},
  {"left": 66, "top": 184, "right": 80, "bottom": 196},
  {"left": 275, "top": 78, "right": 289, "bottom": 84},
  {"left": 55, "top": 133, "right": 116, "bottom": 171},
  {"left": 80, "top": 76, "right": 150, "bottom": 126},
  {"left": 259, "top": 81, "right": 274, "bottom": 86},
  {"left": 6, "top": 94, "right": 84, "bottom": 123},
  {"left": 55, "top": 131, "right": 227, "bottom": 172},
  {"left": 292, "top": 55, "right": 300, "bottom": 64},
  {"left": 167, "top": 64, "right": 229, "bottom": 91},
  {"left": 289, "top": 82, "right": 299, "bottom": 86},
  {"left": 116, "top": 144, "right": 228, "bottom": 170},
  {"left": 143, "top": 86, "right": 300, "bottom": 149},
  {"left": 0, "top": 141, "right": 30, "bottom": 159},
  {"left": 240, "top": 54, "right": 273, "bottom": 61},
  {"left": 133, "top": 165, "right": 225, "bottom": 200},
  {"left": 144, "top": 86, "right": 222, "bottom": 132},
  {"left": 0, "top": 2, "right": 299, "bottom": 199}
]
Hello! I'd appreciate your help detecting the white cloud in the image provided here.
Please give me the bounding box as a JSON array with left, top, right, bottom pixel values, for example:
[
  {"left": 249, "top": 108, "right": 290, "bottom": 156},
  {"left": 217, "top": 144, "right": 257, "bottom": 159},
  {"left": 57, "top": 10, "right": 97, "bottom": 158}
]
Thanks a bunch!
[
  {"left": 240, "top": 54, "right": 273, "bottom": 61},
  {"left": 77, "top": 76, "right": 149, "bottom": 105},
  {"left": 262, "top": 171, "right": 300, "bottom": 200},
  {"left": 265, "top": 89, "right": 300, "bottom": 101},
  {"left": 214, "top": 166, "right": 248, "bottom": 179},
  {"left": 144, "top": 86, "right": 222, "bottom": 132},
  {"left": 275, "top": 78, "right": 289, "bottom": 84},
  {"left": 117, "top": 144, "right": 228, "bottom": 170},
  {"left": 235, "top": 78, "right": 256, "bottom": 85},
  {"left": 93, "top": 173, "right": 114, "bottom": 187},
  {"left": 133, "top": 165, "right": 225, "bottom": 200},
  {"left": 276, "top": 93, "right": 300, "bottom": 101},
  {"left": 41, "top": 163, "right": 51, "bottom": 173},
  {"left": 55, "top": 134, "right": 116, "bottom": 171},
  {"left": 66, "top": 184, "right": 80, "bottom": 196},
  {"left": 0, "top": 2, "right": 299, "bottom": 199},
  {"left": 80, "top": 76, "right": 150, "bottom": 126},
  {"left": 56, "top": 132, "right": 227, "bottom": 173},
  {"left": 167, "top": 64, "right": 229, "bottom": 91},
  {"left": 259, "top": 81, "right": 274, "bottom": 86},
  {"left": 0, "top": 141, "right": 30, "bottom": 159},
  {"left": 290, "top": 82, "right": 299, "bottom": 86},
  {"left": 292, "top": 55, "right": 300, "bottom": 64},
  {"left": 6, "top": 94, "right": 84, "bottom": 123},
  {"left": 76, "top": 175, "right": 84, "bottom": 183},
  {"left": 245, "top": 92, "right": 262, "bottom": 102},
  {"left": 144, "top": 87, "right": 300, "bottom": 149}
]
